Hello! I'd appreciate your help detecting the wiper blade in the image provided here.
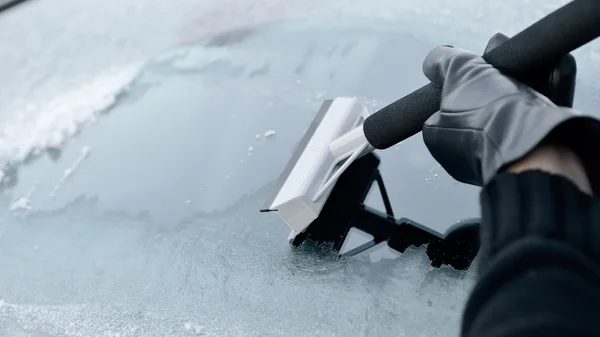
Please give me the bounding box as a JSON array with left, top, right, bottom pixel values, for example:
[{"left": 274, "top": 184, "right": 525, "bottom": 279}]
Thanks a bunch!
[{"left": 0, "top": 0, "right": 30, "bottom": 14}]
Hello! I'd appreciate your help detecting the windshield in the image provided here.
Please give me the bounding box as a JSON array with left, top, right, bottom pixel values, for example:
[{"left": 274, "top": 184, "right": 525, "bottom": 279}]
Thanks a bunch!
[{"left": 1, "top": 0, "right": 598, "bottom": 336}]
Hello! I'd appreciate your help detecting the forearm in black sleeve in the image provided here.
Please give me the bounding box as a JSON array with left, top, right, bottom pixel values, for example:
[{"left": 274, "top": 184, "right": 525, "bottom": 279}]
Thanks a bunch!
[{"left": 461, "top": 171, "right": 600, "bottom": 337}]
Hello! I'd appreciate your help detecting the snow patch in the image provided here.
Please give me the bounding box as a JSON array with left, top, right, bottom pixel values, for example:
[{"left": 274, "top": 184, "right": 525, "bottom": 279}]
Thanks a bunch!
[
  {"left": 9, "top": 197, "right": 32, "bottom": 211},
  {"left": 0, "top": 64, "right": 141, "bottom": 185},
  {"left": 264, "top": 129, "right": 276, "bottom": 138}
]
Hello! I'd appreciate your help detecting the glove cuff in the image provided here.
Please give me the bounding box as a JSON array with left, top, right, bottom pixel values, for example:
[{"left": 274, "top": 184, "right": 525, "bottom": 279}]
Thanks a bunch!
[
  {"left": 479, "top": 170, "right": 600, "bottom": 273},
  {"left": 543, "top": 117, "right": 600, "bottom": 195}
]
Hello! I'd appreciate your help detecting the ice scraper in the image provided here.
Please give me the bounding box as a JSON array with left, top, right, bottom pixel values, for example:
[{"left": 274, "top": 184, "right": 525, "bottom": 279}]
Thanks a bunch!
[{"left": 262, "top": 0, "right": 600, "bottom": 269}]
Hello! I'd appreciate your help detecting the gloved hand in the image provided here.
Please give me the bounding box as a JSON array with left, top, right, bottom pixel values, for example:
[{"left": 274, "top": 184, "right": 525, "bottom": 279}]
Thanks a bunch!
[{"left": 421, "top": 37, "right": 600, "bottom": 192}]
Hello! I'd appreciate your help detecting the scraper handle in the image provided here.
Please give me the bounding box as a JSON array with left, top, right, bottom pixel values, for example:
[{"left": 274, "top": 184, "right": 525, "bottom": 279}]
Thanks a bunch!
[{"left": 363, "top": 0, "right": 600, "bottom": 150}]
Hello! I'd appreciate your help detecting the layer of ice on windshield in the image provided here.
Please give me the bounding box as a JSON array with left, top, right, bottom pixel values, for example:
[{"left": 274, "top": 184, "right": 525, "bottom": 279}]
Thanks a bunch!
[
  {"left": 1, "top": 0, "right": 599, "bottom": 336},
  {"left": 0, "top": 193, "right": 476, "bottom": 336}
]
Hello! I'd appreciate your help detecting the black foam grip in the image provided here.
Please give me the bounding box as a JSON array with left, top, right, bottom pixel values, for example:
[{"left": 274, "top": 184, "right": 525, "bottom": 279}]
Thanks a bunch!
[{"left": 363, "top": 0, "right": 600, "bottom": 150}]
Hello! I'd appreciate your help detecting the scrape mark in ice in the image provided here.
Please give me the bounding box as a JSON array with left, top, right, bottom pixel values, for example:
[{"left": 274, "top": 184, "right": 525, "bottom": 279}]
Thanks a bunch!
[
  {"left": 0, "top": 64, "right": 141, "bottom": 186},
  {"left": 255, "top": 134, "right": 261, "bottom": 140},
  {"left": 264, "top": 129, "right": 276, "bottom": 138},
  {"left": 9, "top": 180, "right": 38, "bottom": 211},
  {"left": 49, "top": 146, "right": 92, "bottom": 197}
]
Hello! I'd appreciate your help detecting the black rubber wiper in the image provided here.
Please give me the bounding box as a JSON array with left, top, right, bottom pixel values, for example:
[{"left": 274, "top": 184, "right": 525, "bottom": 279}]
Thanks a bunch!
[{"left": 0, "top": 0, "right": 30, "bottom": 14}]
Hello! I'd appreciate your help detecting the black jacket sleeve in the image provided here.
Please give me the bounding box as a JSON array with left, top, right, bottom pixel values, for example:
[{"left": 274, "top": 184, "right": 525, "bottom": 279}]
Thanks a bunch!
[{"left": 461, "top": 171, "right": 600, "bottom": 337}]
